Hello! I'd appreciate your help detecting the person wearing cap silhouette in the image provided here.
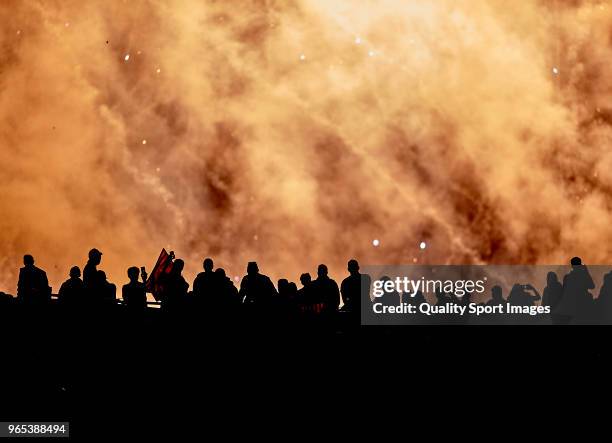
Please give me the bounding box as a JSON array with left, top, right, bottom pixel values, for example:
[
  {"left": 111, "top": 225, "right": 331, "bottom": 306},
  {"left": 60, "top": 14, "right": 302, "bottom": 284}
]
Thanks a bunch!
[{"left": 83, "top": 248, "right": 103, "bottom": 289}]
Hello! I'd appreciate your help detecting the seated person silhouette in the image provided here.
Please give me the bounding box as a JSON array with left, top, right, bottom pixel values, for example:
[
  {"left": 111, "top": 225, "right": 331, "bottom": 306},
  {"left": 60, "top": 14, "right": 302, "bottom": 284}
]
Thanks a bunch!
[
  {"left": 311, "top": 264, "right": 340, "bottom": 313},
  {"left": 58, "top": 266, "right": 84, "bottom": 308},
  {"left": 83, "top": 248, "right": 103, "bottom": 289},
  {"left": 122, "top": 266, "right": 147, "bottom": 312},
  {"left": 17, "top": 254, "right": 50, "bottom": 304},
  {"left": 193, "top": 258, "right": 216, "bottom": 301},
  {"left": 239, "top": 262, "right": 277, "bottom": 306},
  {"left": 485, "top": 285, "right": 505, "bottom": 306},
  {"left": 340, "top": 259, "right": 371, "bottom": 312}
]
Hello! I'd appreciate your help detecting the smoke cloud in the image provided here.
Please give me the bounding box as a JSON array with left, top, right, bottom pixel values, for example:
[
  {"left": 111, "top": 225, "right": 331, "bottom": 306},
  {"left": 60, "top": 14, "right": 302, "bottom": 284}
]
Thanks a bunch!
[{"left": 1, "top": 0, "right": 612, "bottom": 292}]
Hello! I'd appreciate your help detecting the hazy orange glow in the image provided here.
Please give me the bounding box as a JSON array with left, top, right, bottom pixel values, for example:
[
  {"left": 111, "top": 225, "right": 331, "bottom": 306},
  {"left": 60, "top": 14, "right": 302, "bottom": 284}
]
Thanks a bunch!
[{"left": 1, "top": 0, "right": 612, "bottom": 292}]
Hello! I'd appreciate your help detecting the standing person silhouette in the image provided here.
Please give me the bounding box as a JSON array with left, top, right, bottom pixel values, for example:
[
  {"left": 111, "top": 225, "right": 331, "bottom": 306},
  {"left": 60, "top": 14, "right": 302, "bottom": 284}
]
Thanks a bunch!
[
  {"left": 58, "top": 266, "right": 84, "bottom": 309},
  {"left": 122, "top": 267, "right": 147, "bottom": 313},
  {"left": 239, "top": 262, "right": 277, "bottom": 307},
  {"left": 340, "top": 259, "right": 371, "bottom": 312},
  {"left": 597, "top": 271, "right": 612, "bottom": 324},
  {"left": 214, "top": 268, "right": 239, "bottom": 308},
  {"left": 485, "top": 285, "right": 505, "bottom": 306},
  {"left": 83, "top": 248, "right": 103, "bottom": 289},
  {"left": 193, "top": 258, "right": 216, "bottom": 302},
  {"left": 556, "top": 257, "right": 595, "bottom": 324},
  {"left": 542, "top": 272, "right": 563, "bottom": 324},
  {"left": 507, "top": 284, "right": 541, "bottom": 306},
  {"left": 17, "top": 254, "right": 50, "bottom": 305},
  {"left": 160, "top": 259, "right": 189, "bottom": 312},
  {"left": 297, "top": 273, "right": 314, "bottom": 313},
  {"left": 311, "top": 264, "right": 340, "bottom": 313}
]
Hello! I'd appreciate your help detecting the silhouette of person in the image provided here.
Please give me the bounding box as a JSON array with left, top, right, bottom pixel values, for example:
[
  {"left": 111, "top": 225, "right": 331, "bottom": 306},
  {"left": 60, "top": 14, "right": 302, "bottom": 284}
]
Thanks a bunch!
[
  {"left": 58, "top": 266, "right": 83, "bottom": 309},
  {"left": 378, "top": 276, "right": 400, "bottom": 307},
  {"left": 214, "top": 268, "right": 239, "bottom": 304},
  {"left": 122, "top": 266, "right": 147, "bottom": 312},
  {"left": 276, "top": 278, "right": 295, "bottom": 316},
  {"left": 340, "top": 259, "right": 371, "bottom": 312},
  {"left": 278, "top": 279, "right": 290, "bottom": 298},
  {"left": 406, "top": 289, "right": 427, "bottom": 307},
  {"left": 311, "top": 264, "right": 340, "bottom": 313},
  {"left": 17, "top": 254, "right": 50, "bottom": 304},
  {"left": 434, "top": 289, "right": 450, "bottom": 307},
  {"left": 83, "top": 248, "right": 103, "bottom": 289},
  {"left": 95, "top": 270, "right": 116, "bottom": 305},
  {"left": 193, "top": 258, "right": 216, "bottom": 301},
  {"left": 297, "top": 273, "right": 314, "bottom": 312},
  {"left": 160, "top": 259, "right": 189, "bottom": 312},
  {"left": 597, "top": 271, "right": 612, "bottom": 324},
  {"left": 507, "top": 283, "right": 540, "bottom": 306},
  {"left": 485, "top": 285, "right": 505, "bottom": 306},
  {"left": 556, "top": 257, "right": 595, "bottom": 324},
  {"left": 542, "top": 272, "right": 563, "bottom": 310},
  {"left": 239, "top": 262, "right": 277, "bottom": 306}
]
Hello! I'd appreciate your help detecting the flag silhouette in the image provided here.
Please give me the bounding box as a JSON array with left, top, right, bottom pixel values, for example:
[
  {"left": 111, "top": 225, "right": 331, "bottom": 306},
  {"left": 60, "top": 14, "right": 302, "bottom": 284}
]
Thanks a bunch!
[{"left": 145, "top": 249, "right": 174, "bottom": 300}]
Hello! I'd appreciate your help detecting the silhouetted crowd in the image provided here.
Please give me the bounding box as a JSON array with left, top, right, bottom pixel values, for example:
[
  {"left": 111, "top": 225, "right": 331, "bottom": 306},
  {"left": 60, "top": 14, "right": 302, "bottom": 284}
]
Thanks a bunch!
[
  {"left": 5, "top": 249, "right": 370, "bottom": 326},
  {"left": 369, "top": 257, "right": 612, "bottom": 325},
  {"left": 5, "top": 250, "right": 612, "bottom": 325}
]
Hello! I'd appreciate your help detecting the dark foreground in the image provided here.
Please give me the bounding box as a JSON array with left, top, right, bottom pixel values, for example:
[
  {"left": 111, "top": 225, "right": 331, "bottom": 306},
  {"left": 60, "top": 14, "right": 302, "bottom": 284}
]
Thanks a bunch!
[{"left": 1, "top": 298, "right": 611, "bottom": 438}]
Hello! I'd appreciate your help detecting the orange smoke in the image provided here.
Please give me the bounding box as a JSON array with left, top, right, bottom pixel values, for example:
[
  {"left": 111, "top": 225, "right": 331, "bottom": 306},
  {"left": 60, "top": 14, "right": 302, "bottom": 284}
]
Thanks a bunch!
[{"left": 1, "top": 0, "right": 612, "bottom": 292}]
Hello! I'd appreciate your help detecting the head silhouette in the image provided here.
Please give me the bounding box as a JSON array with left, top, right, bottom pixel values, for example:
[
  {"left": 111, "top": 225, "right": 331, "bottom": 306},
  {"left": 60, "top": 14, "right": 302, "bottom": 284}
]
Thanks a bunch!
[
  {"left": 70, "top": 266, "right": 81, "bottom": 279},
  {"left": 347, "top": 259, "right": 359, "bottom": 274},
  {"left": 203, "top": 258, "right": 213, "bottom": 272},
  {"left": 278, "top": 279, "right": 289, "bottom": 294},
  {"left": 97, "top": 270, "right": 107, "bottom": 282},
  {"left": 173, "top": 259, "right": 185, "bottom": 274},
  {"left": 317, "top": 264, "right": 328, "bottom": 278},
  {"left": 89, "top": 248, "right": 102, "bottom": 265},
  {"left": 570, "top": 256, "right": 582, "bottom": 267},
  {"left": 215, "top": 268, "right": 226, "bottom": 278},
  {"left": 247, "top": 262, "right": 259, "bottom": 275},
  {"left": 547, "top": 271, "right": 559, "bottom": 286},
  {"left": 300, "top": 273, "right": 311, "bottom": 286},
  {"left": 23, "top": 254, "right": 34, "bottom": 266},
  {"left": 127, "top": 266, "right": 139, "bottom": 282}
]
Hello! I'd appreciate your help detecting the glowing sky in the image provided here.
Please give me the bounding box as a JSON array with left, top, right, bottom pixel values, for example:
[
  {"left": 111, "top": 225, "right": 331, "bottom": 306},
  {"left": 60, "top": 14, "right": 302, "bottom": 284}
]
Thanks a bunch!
[{"left": 1, "top": 0, "right": 612, "bottom": 292}]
